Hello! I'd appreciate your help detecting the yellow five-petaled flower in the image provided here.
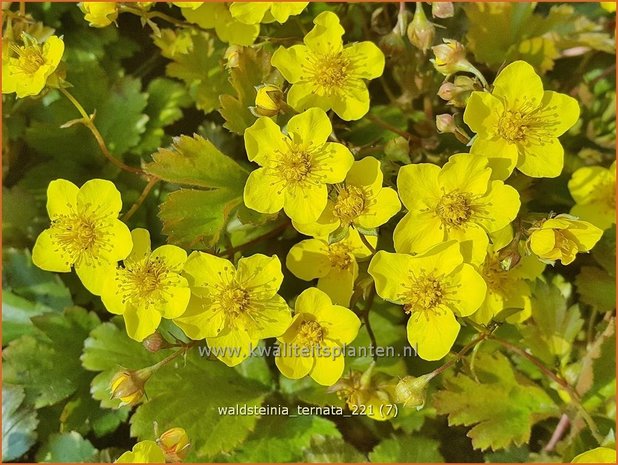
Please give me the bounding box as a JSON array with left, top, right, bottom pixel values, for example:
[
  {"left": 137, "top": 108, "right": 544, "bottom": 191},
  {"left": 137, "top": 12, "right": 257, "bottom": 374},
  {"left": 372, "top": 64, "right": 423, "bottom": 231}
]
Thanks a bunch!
[
  {"left": 272, "top": 11, "right": 385, "bottom": 121},
  {"left": 568, "top": 161, "right": 616, "bottom": 230},
  {"left": 229, "top": 2, "right": 308, "bottom": 24},
  {"left": 464, "top": 60, "right": 580, "bottom": 179},
  {"left": 243, "top": 108, "right": 354, "bottom": 224},
  {"left": 32, "top": 179, "right": 132, "bottom": 296},
  {"left": 101, "top": 229, "right": 191, "bottom": 342}
]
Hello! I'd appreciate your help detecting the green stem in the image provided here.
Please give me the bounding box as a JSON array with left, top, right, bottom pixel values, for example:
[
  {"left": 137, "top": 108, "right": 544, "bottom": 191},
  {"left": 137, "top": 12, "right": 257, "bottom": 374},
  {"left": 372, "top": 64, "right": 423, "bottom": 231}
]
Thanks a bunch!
[
  {"left": 430, "top": 332, "right": 488, "bottom": 378},
  {"left": 122, "top": 177, "right": 160, "bottom": 222},
  {"left": 365, "top": 113, "right": 415, "bottom": 141}
]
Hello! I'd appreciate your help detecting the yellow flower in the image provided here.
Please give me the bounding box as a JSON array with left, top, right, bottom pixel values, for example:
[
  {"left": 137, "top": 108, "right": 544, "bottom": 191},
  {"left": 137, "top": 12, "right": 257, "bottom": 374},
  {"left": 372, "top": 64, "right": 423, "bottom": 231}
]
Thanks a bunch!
[
  {"left": 79, "top": 2, "right": 119, "bottom": 28},
  {"left": 272, "top": 11, "right": 385, "bottom": 121},
  {"left": 286, "top": 229, "right": 376, "bottom": 306},
  {"left": 243, "top": 108, "right": 354, "bottom": 224},
  {"left": 101, "top": 229, "right": 191, "bottom": 342},
  {"left": 157, "top": 427, "right": 190, "bottom": 462},
  {"left": 275, "top": 288, "right": 361, "bottom": 386},
  {"left": 110, "top": 369, "right": 152, "bottom": 406},
  {"left": 568, "top": 161, "right": 616, "bottom": 230},
  {"left": 2, "top": 34, "right": 64, "bottom": 98},
  {"left": 572, "top": 447, "right": 616, "bottom": 463},
  {"left": 230, "top": 2, "right": 308, "bottom": 24},
  {"left": 528, "top": 214, "right": 603, "bottom": 265},
  {"left": 471, "top": 227, "right": 545, "bottom": 325},
  {"left": 293, "top": 156, "right": 401, "bottom": 239},
  {"left": 431, "top": 39, "right": 486, "bottom": 87},
  {"left": 179, "top": 2, "right": 259, "bottom": 46},
  {"left": 368, "top": 241, "right": 487, "bottom": 361},
  {"left": 464, "top": 61, "right": 580, "bottom": 180},
  {"left": 393, "top": 154, "right": 520, "bottom": 265},
  {"left": 253, "top": 84, "right": 284, "bottom": 117},
  {"left": 600, "top": 3, "right": 617, "bottom": 13},
  {"left": 174, "top": 253, "right": 292, "bottom": 366},
  {"left": 32, "top": 179, "right": 132, "bottom": 296},
  {"left": 115, "top": 441, "right": 165, "bottom": 464}
]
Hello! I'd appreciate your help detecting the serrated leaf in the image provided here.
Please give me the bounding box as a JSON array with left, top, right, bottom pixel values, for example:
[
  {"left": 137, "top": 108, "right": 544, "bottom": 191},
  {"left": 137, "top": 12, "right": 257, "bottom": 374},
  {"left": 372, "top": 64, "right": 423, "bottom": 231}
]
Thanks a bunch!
[
  {"left": 145, "top": 134, "right": 248, "bottom": 190},
  {"left": 3, "top": 308, "right": 100, "bottom": 408},
  {"left": 433, "top": 352, "right": 558, "bottom": 451},
  {"left": 577, "top": 319, "right": 616, "bottom": 403},
  {"left": 223, "top": 416, "right": 341, "bottom": 462},
  {"left": 166, "top": 31, "right": 232, "bottom": 113},
  {"left": 35, "top": 432, "right": 98, "bottom": 463},
  {"left": 159, "top": 188, "right": 243, "bottom": 249},
  {"left": 369, "top": 436, "right": 443, "bottom": 463},
  {"left": 218, "top": 46, "right": 275, "bottom": 134},
  {"left": 576, "top": 266, "right": 616, "bottom": 312},
  {"left": 2, "top": 385, "right": 38, "bottom": 461}
]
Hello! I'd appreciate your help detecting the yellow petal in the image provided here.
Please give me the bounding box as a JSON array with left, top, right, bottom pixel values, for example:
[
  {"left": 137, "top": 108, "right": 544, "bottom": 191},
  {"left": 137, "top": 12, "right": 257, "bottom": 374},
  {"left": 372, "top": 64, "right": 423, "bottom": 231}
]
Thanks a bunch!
[
  {"left": 367, "top": 251, "right": 410, "bottom": 303},
  {"left": 244, "top": 117, "right": 288, "bottom": 165},
  {"left": 476, "top": 181, "right": 521, "bottom": 232},
  {"left": 77, "top": 178, "right": 123, "bottom": 217},
  {"left": 318, "top": 267, "right": 357, "bottom": 307},
  {"left": 492, "top": 61, "right": 544, "bottom": 109},
  {"left": 304, "top": 11, "right": 344, "bottom": 54},
  {"left": 100, "top": 271, "right": 126, "bottom": 315},
  {"left": 183, "top": 251, "right": 235, "bottom": 290},
  {"left": 126, "top": 228, "right": 151, "bottom": 265},
  {"left": 123, "top": 305, "right": 162, "bottom": 342},
  {"left": 359, "top": 187, "right": 401, "bottom": 229},
  {"left": 571, "top": 203, "right": 615, "bottom": 231},
  {"left": 439, "top": 153, "right": 491, "bottom": 196},
  {"left": 565, "top": 219, "right": 603, "bottom": 251},
  {"left": 173, "top": 295, "right": 225, "bottom": 340},
  {"left": 530, "top": 229, "right": 556, "bottom": 256},
  {"left": 206, "top": 328, "right": 254, "bottom": 366},
  {"left": 75, "top": 260, "right": 116, "bottom": 296},
  {"left": 572, "top": 447, "right": 616, "bottom": 463},
  {"left": 294, "top": 287, "right": 333, "bottom": 318},
  {"left": 345, "top": 41, "right": 385, "bottom": 80},
  {"left": 270, "top": 2, "right": 308, "bottom": 23},
  {"left": 397, "top": 163, "right": 441, "bottom": 211},
  {"left": 287, "top": 107, "right": 332, "bottom": 146},
  {"left": 315, "top": 304, "right": 361, "bottom": 345},
  {"left": 286, "top": 239, "right": 331, "bottom": 280},
  {"left": 407, "top": 309, "right": 460, "bottom": 361},
  {"left": 228, "top": 2, "right": 270, "bottom": 24},
  {"left": 248, "top": 294, "right": 292, "bottom": 339},
  {"left": 150, "top": 244, "right": 187, "bottom": 273},
  {"left": 444, "top": 264, "right": 487, "bottom": 317},
  {"left": 413, "top": 240, "right": 464, "bottom": 276},
  {"left": 568, "top": 165, "right": 609, "bottom": 204},
  {"left": 346, "top": 156, "right": 382, "bottom": 191},
  {"left": 447, "top": 222, "right": 489, "bottom": 266},
  {"left": 292, "top": 201, "right": 339, "bottom": 239},
  {"left": 32, "top": 229, "right": 72, "bottom": 272},
  {"left": 538, "top": 91, "right": 580, "bottom": 137},
  {"left": 469, "top": 137, "right": 518, "bottom": 181},
  {"left": 517, "top": 137, "right": 564, "bottom": 178},
  {"left": 243, "top": 168, "right": 286, "bottom": 215},
  {"left": 317, "top": 142, "right": 354, "bottom": 183},
  {"left": 310, "top": 352, "right": 345, "bottom": 386},
  {"left": 236, "top": 253, "right": 283, "bottom": 299},
  {"left": 271, "top": 44, "right": 308, "bottom": 83},
  {"left": 463, "top": 91, "right": 503, "bottom": 137},
  {"left": 330, "top": 82, "right": 370, "bottom": 121},
  {"left": 159, "top": 281, "right": 191, "bottom": 319},
  {"left": 283, "top": 182, "right": 327, "bottom": 224},
  {"left": 287, "top": 81, "right": 331, "bottom": 113},
  {"left": 46, "top": 179, "right": 79, "bottom": 218},
  {"left": 108, "top": 219, "right": 133, "bottom": 262},
  {"left": 275, "top": 346, "right": 314, "bottom": 379},
  {"left": 393, "top": 211, "right": 445, "bottom": 254}
]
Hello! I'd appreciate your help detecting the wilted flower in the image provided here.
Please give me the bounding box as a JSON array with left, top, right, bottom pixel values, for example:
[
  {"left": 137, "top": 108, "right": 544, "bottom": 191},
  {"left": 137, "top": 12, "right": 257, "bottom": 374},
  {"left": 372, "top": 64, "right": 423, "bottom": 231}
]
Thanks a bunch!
[
  {"left": 253, "top": 84, "right": 284, "bottom": 117},
  {"left": 157, "top": 427, "right": 191, "bottom": 462},
  {"left": 407, "top": 2, "right": 435, "bottom": 53},
  {"left": 110, "top": 368, "right": 153, "bottom": 406},
  {"left": 394, "top": 374, "right": 434, "bottom": 409}
]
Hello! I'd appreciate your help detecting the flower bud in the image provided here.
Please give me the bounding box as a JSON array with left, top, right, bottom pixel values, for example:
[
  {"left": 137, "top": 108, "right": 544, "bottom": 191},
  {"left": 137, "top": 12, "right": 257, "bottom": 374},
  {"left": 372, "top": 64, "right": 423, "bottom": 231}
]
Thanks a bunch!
[
  {"left": 110, "top": 368, "right": 152, "bottom": 406},
  {"left": 407, "top": 3, "right": 435, "bottom": 53},
  {"left": 379, "top": 31, "right": 406, "bottom": 60},
  {"left": 142, "top": 332, "right": 169, "bottom": 353},
  {"left": 224, "top": 45, "right": 242, "bottom": 69},
  {"left": 432, "top": 2, "right": 454, "bottom": 19},
  {"left": 431, "top": 40, "right": 488, "bottom": 87},
  {"left": 437, "top": 75, "right": 476, "bottom": 107},
  {"left": 437, "top": 82, "right": 456, "bottom": 101},
  {"left": 253, "top": 84, "right": 284, "bottom": 117},
  {"left": 436, "top": 114, "right": 457, "bottom": 134},
  {"left": 158, "top": 427, "right": 191, "bottom": 462},
  {"left": 394, "top": 374, "right": 433, "bottom": 409},
  {"left": 79, "top": 2, "right": 119, "bottom": 28}
]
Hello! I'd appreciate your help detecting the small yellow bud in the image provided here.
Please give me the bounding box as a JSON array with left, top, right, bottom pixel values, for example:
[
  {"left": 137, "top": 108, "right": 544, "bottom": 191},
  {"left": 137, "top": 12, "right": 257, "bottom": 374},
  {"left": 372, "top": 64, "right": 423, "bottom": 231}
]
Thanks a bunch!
[
  {"left": 432, "top": 2, "right": 454, "bottom": 19},
  {"left": 431, "top": 39, "right": 467, "bottom": 74},
  {"left": 110, "top": 368, "right": 152, "bottom": 406},
  {"left": 435, "top": 114, "right": 457, "bottom": 134},
  {"left": 224, "top": 45, "right": 242, "bottom": 69},
  {"left": 407, "top": 3, "right": 435, "bottom": 53},
  {"left": 158, "top": 427, "right": 191, "bottom": 462},
  {"left": 394, "top": 374, "right": 433, "bottom": 409},
  {"left": 254, "top": 84, "right": 284, "bottom": 117}
]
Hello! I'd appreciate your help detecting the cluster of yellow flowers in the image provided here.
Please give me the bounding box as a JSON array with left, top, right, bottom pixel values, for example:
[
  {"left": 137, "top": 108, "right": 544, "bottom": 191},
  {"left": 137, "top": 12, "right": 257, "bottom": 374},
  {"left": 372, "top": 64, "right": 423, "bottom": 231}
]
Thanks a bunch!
[{"left": 24, "top": 3, "right": 612, "bottom": 391}]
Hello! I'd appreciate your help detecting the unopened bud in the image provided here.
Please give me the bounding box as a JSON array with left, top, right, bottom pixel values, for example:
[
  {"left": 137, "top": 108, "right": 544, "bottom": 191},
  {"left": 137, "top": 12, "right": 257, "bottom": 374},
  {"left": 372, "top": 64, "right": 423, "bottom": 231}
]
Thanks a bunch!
[
  {"left": 253, "top": 84, "right": 284, "bottom": 117},
  {"left": 224, "top": 45, "right": 242, "bottom": 69},
  {"left": 394, "top": 374, "right": 433, "bottom": 409},
  {"left": 407, "top": 3, "right": 435, "bottom": 53},
  {"left": 437, "top": 82, "right": 456, "bottom": 101},
  {"left": 436, "top": 113, "right": 457, "bottom": 134},
  {"left": 437, "top": 75, "right": 476, "bottom": 107},
  {"left": 142, "top": 332, "right": 169, "bottom": 353},
  {"left": 432, "top": 2, "right": 454, "bottom": 19},
  {"left": 431, "top": 39, "right": 488, "bottom": 87},
  {"left": 379, "top": 31, "right": 406, "bottom": 60},
  {"left": 110, "top": 368, "right": 152, "bottom": 406},
  {"left": 158, "top": 427, "right": 191, "bottom": 462}
]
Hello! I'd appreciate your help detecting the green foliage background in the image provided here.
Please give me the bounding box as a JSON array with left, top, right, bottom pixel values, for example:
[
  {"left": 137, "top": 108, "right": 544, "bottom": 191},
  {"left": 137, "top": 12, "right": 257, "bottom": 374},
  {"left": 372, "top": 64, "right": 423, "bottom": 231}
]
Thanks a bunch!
[{"left": 2, "top": 1, "right": 616, "bottom": 463}]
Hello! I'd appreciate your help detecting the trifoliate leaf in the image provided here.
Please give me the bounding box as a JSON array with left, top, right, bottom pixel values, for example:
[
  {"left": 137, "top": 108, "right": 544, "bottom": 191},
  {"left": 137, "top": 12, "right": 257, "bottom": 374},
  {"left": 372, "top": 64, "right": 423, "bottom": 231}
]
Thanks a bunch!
[
  {"left": 165, "top": 31, "right": 233, "bottom": 113},
  {"left": 433, "top": 352, "right": 558, "bottom": 451},
  {"left": 576, "top": 266, "right": 616, "bottom": 312},
  {"left": 159, "top": 188, "right": 243, "bottom": 249},
  {"left": 3, "top": 308, "right": 100, "bottom": 408},
  {"left": 2, "top": 385, "right": 38, "bottom": 461},
  {"left": 35, "top": 432, "right": 98, "bottom": 463},
  {"left": 368, "top": 436, "right": 444, "bottom": 463},
  {"left": 223, "top": 416, "right": 341, "bottom": 462},
  {"left": 218, "top": 46, "right": 276, "bottom": 134},
  {"left": 145, "top": 134, "right": 249, "bottom": 190}
]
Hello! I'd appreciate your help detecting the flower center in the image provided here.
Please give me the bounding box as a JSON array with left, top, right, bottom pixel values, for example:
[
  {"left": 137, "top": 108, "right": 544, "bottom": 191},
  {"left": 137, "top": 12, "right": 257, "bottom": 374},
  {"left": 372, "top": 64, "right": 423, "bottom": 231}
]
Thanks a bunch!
[
  {"left": 298, "top": 320, "right": 325, "bottom": 347},
  {"left": 279, "top": 147, "right": 312, "bottom": 184},
  {"left": 402, "top": 274, "right": 445, "bottom": 314},
  {"left": 600, "top": 178, "right": 616, "bottom": 210},
  {"left": 482, "top": 256, "right": 508, "bottom": 292},
  {"left": 436, "top": 191, "right": 473, "bottom": 228},
  {"left": 10, "top": 43, "right": 45, "bottom": 74},
  {"left": 328, "top": 243, "right": 353, "bottom": 271},
  {"left": 333, "top": 185, "right": 366, "bottom": 225},
  {"left": 496, "top": 100, "right": 560, "bottom": 145},
  {"left": 309, "top": 52, "right": 351, "bottom": 91},
  {"left": 117, "top": 257, "right": 176, "bottom": 307},
  {"left": 497, "top": 110, "right": 529, "bottom": 142},
  {"left": 216, "top": 284, "right": 251, "bottom": 318},
  {"left": 50, "top": 210, "right": 113, "bottom": 266}
]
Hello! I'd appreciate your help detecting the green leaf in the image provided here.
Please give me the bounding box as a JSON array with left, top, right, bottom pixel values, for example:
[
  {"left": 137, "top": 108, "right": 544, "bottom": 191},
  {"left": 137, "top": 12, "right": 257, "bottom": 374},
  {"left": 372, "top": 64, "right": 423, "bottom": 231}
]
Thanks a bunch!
[
  {"left": 145, "top": 134, "right": 249, "bottom": 190},
  {"left": 159, "top": 188, "right": 243, "bottom": 249},
  {"left": 2, "top": 186, "right": 45, "bottom": 247},
  {"left": 433, "top": 352, "right": 558, "bottom": 451},
  {"left": 82, "top": 320, "right": 270, "bottom": 459},
  {"left": 369, "top": 436, "right": 444, "bottom": 463},
  {"left": 2, "top": 385, "right": 38, "bottom": 461},
  {"left": 218, "top": 46, "right": 276, "bottom": 134},
  {"left": 577, "top": 319, "right": 616, "bottom": 404},
  {"left": 346, "top": 106, "right": 409, "bottom": 146},
  {"left": 303, "top": 436, "right": 368, "bottom": 463},
  {"left": 165, "top": 31, "right": 233, "bottom": 113},
  {"left": 35, "top": 432, "right": 98, "bottom": 463},
  {"left": 223, "top": 416, "right": 341, "bottom": 462},
  {"left": 576, "top": 266, "right": 616, "bottom": 312},
  {"left": 592, "top": 226, "right": 616, "bottom": 277},
  {"left": 3, "top": 308, "right": 100, "bottom": 408}
]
